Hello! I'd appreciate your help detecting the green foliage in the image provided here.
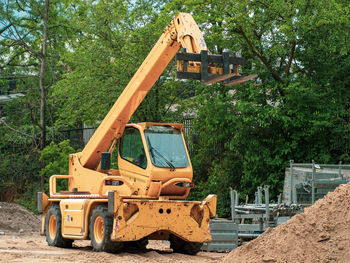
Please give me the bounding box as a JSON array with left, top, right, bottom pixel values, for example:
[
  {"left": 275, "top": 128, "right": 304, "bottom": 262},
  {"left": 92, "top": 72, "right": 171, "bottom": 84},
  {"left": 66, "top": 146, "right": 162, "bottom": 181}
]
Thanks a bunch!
[
  {"left": 50, "top": 0, "right": 182, "bottom": 127},
  {"left": 0, "top": 151, "right": 41, "bottom": 197},
  {"left": 170, "top": 0, "right": 350, "bottom": 217},
  {"left": 190, "top": 76, "right": 350, "bottom": 217},
  {"left": 15, "top": 182, "right": 41, "bottom": 214},
  {"left": 0, "top": 144, "right": 42, "bottom": 213},
  {"left": 39, "top": 140, "right": 75, "bottom": 192}
]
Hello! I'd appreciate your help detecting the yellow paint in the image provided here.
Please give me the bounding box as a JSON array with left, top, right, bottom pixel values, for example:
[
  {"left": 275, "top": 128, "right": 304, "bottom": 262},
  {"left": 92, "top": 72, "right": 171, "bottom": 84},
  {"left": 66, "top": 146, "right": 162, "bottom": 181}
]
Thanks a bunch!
[
  {"left": 94, "top": 216, "right": 104, "bottom": 243},
  {"left": 110, "top": 193, "right": 217, "bottom": 242},
  {"left": 60, "top": 200, "right": 86, "bottom": 237},
  {"left": 48, "top": 214, "right": 56, "bottom": 239}
]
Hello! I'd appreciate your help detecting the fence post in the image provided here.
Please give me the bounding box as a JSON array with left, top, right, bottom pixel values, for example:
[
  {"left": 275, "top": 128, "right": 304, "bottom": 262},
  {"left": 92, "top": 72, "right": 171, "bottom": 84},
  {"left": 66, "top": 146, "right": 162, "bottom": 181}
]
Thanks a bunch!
[
  {"left": 278, "top": 193, "right": 282, "bottom": 204},
  {"left": 264, "top": 185, "right": 270, "bottom": 227},
  {"left": 290, "top": 160, "right": 294, "bottom": 203},
  {"left": 257, "top": 186, "right": 262, "bottom": 205},
  {"left": 339, "top": 161, "right": 343, "bottom": 180},
  {"left": 312, "top": 160, "right": 315, "bottom": 204},
  {"left": 230, "top": 187, "right": 235, "bottom": 221},
  {"left": 234, "top": 190, "right": 239, "bottom": 206}
]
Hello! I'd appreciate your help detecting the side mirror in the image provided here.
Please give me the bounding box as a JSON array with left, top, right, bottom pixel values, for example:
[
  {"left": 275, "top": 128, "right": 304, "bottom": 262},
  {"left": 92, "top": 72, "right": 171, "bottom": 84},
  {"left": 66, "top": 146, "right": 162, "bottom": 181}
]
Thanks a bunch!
[
  {"left": 101, "top": 152, "right": 111, "bottom": 170},
  {"left": 192, "top": 133, "right": 199, "bottom": 144}
]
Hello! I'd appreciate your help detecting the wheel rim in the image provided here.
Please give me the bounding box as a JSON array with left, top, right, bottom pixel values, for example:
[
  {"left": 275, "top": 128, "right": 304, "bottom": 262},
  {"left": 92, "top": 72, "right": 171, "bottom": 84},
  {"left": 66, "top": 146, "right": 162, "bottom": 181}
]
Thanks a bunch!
[
  {"left": 94, "top": 216, "right": 104, "bottom": 243},
  {"left": 48, "top": 214, "right": 57, "bottom": 240}
]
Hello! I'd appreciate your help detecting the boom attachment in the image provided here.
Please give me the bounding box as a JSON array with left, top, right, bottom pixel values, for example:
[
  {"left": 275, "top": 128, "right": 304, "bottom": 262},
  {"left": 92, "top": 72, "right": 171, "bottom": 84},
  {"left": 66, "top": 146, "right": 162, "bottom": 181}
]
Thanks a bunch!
[{"left": 176, "top": 49, "right": 257, "bottom": 86}]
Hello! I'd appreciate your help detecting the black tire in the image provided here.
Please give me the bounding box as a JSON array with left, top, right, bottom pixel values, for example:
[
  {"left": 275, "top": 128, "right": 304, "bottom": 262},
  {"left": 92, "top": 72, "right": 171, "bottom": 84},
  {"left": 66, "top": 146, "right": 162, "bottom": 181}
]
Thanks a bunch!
[
  {"left": 89, "top": 205, "right": 123, "bottom": 252},
  {"left": 124, "top": 237, "right": 149, "bottom": 251},
  {"left": 45, "top": 204, "right": 73, "bottom": 248},
  {"left": 182, "top": 241, "right": 203, "bottom": 255},
  {"left": 170, "top": 235, "right": 202, "bottom": 255}
]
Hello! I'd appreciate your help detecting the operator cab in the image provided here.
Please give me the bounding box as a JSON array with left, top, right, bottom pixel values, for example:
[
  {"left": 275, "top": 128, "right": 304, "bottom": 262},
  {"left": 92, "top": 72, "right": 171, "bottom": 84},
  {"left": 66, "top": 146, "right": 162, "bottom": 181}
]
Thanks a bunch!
[
  {"left": 116, "top": 122, "right": 193, "bottom": 198},
  {"left": 121, "top": 125, "right": 189, "bottom": 170}
]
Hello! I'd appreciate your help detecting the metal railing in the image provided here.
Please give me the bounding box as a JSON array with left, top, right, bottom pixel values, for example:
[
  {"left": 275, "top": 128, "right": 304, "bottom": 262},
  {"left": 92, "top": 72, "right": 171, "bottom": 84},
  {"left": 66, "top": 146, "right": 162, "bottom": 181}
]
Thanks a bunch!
[{"left": 289, "top": 160, "right": 350, "bottom": 205}]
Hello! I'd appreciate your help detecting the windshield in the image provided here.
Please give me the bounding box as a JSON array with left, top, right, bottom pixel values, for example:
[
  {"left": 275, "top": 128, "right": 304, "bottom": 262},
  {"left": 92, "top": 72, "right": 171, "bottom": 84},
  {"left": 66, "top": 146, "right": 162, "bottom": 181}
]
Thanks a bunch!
[{"left": 144, "top": 126, "right": 189, "bottom": 168}]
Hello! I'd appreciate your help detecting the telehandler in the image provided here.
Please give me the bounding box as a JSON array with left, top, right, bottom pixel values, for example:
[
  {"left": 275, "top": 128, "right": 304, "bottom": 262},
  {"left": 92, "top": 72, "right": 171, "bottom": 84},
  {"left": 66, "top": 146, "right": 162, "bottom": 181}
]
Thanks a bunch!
[{"left": 37, "top": 13, "right": 253, "bottom": 255}]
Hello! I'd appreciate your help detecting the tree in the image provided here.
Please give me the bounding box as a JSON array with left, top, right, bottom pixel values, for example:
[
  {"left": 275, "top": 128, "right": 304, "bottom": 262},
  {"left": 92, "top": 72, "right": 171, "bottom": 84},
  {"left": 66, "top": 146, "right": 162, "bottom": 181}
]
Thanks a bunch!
[
  {"left": 0, "top": 0, "right": 76, "bottom": 194},
  {"left": 1, "top": 0, "right": 76, "bottom": 148},
  {"left": 50, "top": 0, "right": 185, "bottom": 130},
  {"left": 163, "top": 0, "right": 350, "bottom": 216}
]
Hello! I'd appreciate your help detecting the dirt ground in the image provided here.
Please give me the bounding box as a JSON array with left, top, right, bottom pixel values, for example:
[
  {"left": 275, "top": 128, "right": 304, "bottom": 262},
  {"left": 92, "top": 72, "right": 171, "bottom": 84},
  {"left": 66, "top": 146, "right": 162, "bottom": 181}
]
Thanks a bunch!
[
  {"left": 0, "top": 202, "right": 226, "bottom": 262},
  {"left": 0, "top": 233, "right": 226, "bottom": 263}
]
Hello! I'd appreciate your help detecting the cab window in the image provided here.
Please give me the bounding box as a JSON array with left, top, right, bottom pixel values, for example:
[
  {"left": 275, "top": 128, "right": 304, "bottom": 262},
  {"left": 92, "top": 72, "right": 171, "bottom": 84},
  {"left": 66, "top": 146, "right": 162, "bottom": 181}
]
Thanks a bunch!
[{"left": 120, "top": 127, "right": 147, "bottom": 169}]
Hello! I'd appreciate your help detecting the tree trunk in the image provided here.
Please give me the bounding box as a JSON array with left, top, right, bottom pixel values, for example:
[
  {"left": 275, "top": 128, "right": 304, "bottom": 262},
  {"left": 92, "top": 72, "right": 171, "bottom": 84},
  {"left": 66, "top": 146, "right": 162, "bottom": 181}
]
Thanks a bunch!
[
  {"left": 40, "top": 0, "right": 49, "bottom": 189},
  {"left": 39, "top": 0, "right": 49, "bottom": 150}
]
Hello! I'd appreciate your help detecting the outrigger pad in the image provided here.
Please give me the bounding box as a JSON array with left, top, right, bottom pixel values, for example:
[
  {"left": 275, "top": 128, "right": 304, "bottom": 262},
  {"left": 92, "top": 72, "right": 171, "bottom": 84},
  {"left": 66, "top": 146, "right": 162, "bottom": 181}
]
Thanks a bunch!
[{"left": 176, "top": 49, "right": 256, "bottom": 85}]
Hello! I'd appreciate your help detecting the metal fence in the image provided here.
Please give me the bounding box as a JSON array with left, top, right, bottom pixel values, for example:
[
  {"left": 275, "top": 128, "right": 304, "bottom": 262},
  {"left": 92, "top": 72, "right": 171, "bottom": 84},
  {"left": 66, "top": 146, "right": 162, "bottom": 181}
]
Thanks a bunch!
[
  {"left": 202, "top": 186, "right": 301, "bottom": 252},
  {"left": 202, "top": 220, "right": 238, "bottom": 252},
  {"left": 59, "top": 127, "right": 96, "bottom": 150},
  {"left": 284, "top": 160, "right": 350, "bottom": 205}
]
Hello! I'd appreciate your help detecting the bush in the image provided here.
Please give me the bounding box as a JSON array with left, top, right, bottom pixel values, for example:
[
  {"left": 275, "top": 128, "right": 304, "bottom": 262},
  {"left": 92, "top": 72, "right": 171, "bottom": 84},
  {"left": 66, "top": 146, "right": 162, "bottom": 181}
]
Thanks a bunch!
[{"left": 39, "top": 140, "right": 76, "bottom": 193}]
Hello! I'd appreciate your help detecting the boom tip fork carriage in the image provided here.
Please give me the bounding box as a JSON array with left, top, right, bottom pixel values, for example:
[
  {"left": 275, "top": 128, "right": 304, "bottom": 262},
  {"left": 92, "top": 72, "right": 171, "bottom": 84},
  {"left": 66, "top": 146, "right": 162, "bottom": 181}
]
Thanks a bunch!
[{"left": 176, "top": 48, "right": 257, "bottom": 86}]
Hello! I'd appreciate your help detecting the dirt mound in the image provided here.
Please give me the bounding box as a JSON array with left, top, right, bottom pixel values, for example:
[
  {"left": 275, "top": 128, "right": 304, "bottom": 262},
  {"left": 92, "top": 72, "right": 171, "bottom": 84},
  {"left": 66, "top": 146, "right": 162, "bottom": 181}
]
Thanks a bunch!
[
  {"left": 0, "top": 202, "right": 40, "bottom": 234},
  {"left": 224, "top": 183, "right": 350, "bottom": 263}
]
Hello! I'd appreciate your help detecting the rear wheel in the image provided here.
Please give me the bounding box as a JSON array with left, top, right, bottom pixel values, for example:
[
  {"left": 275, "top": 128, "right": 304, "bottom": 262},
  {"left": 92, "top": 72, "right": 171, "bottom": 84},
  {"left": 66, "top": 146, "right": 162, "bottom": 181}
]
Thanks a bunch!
[
  {"left": 170, "top": 235, "right": 202, "bottom": 255},
  {"left": 89, "top": 205, "right": 123, "bottom": 252},
  {"left": 45, "top": 204, "right": 73, "bottom": 248}
]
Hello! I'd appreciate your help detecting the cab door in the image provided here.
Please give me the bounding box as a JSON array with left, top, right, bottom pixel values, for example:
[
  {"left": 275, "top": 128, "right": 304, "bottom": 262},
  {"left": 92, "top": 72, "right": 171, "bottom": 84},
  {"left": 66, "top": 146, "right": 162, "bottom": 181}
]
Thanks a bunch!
[{"left": 118, "top": 127, "right": 148, "bottom": 195}]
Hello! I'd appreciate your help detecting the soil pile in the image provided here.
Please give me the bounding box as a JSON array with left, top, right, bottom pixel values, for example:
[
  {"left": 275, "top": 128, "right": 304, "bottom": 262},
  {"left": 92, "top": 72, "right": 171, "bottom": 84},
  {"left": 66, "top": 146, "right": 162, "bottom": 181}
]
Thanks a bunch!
[
  {"left": 224, "top": 183, "right": 350, "bottom": 263},
  {"left": 0, "top": 202, "right": 40, "bottom": 234}
]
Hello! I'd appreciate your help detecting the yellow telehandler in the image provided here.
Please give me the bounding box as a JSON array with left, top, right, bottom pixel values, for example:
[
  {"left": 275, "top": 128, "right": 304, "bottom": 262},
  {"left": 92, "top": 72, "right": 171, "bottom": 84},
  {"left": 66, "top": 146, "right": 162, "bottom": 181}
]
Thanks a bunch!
[{"left": 37, "top": 13, "right": 252, "bottom": 255}]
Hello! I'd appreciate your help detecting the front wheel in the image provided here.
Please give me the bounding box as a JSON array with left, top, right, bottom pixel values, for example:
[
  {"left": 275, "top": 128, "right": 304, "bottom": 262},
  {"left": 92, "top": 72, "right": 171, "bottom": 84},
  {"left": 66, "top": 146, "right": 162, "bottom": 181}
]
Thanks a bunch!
[
  {"left": 89, "top": 205, "right": 123, "bottom": 252},
  {"left": 45, "top": 204, "right": 73, "bottom": 248},
  {"left": 170, "top": 235, "right": 202, "bottom": 255}
]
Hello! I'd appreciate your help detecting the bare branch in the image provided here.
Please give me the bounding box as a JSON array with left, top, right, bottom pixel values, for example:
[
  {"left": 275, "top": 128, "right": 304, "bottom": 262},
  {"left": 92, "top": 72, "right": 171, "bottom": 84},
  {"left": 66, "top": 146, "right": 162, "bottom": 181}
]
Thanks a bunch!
[
  {"left": 286, "top": 41, "right": 296, "bottom": 78},
  {"left": 0, "top": 23, "right": 12, "bottom": 35},
  {"left": 253, "top": 29, "right": 262, "bottom": 40},
  {"left": 6, "top": 63, "right": 39, "bottom": 68},
  {"left": 0, "top": 118, "right": 34, "bottom": 139},
  {"left": 0, "top": 50, "right": 26, "bottom": 70},
  {"left": 0, "top": 75, "right": 39, "bottom": 79},
  {"left": 15, "top": 0, "right": 26, "bottom": 12},
  {"left": 5, "top": 0, "right": 42, "bottom": 59},
  {"left": 163, "top": 85, "right": 188, "bottom": 116},
  {"left": 238, "top": 27, "right": 284, "bottom": 85},
  {"left": 255, "top": 0, "right": 286, "bottom": 21}
]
